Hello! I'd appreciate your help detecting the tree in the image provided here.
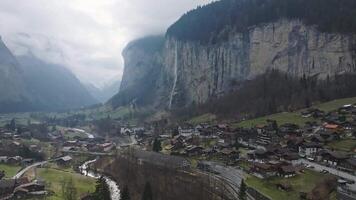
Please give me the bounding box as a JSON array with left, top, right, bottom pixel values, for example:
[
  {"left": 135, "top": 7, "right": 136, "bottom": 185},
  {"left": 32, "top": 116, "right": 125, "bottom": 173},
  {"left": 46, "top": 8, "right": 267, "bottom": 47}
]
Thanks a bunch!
[
  {"left": 120, "top": 185, "right": 130, "bottom": 200},
  {"left": 93, "top": 177, "right": 111, "bottom": 200},
  {"left": 9, "top": 118, "right": 16, "bottom": 131},
  {"left": 141, "top": 182, "right": 153, "bottom": 200},
  {"left": 61, "top": 178, "right": 77, "bottom": 200},
  {"left": 238, "top": 180, "right": 247, "bottom": 200},
  {"left": 152, "top": 138, "right": 162, "bottom": 152}
]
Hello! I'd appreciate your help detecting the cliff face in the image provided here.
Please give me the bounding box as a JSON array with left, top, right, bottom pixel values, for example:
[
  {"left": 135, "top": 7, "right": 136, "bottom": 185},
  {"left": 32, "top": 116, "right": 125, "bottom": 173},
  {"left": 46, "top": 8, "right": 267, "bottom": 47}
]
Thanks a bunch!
[
  {"left": 110, "top": 36, "right": 169, "bottom": 108},
  {"left": 164, "top": 20, "right": 356, "bottom": 108},
  {"left": 115, "top": 20, "right": 356, "bottom": 110}
]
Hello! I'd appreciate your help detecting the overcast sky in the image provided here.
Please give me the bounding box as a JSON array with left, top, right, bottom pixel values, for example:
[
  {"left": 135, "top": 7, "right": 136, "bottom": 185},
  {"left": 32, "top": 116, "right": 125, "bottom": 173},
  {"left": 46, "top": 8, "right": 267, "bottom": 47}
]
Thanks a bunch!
[{"left": 0, "top": 0, "right": 212, "bottom": 87}]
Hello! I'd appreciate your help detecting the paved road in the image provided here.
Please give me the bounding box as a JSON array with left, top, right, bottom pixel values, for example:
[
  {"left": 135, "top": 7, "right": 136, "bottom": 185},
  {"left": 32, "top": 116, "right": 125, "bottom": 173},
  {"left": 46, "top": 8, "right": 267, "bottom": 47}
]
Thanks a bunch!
[
  {"left": 13, "top": 161, "right": 47, "bottom": 179},
  {"left": 296, "top": 159, "right": 356, "bottom": 182}
]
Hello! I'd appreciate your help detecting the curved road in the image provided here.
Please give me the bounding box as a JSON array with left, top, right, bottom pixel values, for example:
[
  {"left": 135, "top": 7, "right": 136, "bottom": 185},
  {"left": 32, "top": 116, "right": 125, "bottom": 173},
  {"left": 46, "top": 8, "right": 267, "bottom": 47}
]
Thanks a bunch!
[{"left": 13, "top": 161, "right": 47, "bottom": 179}]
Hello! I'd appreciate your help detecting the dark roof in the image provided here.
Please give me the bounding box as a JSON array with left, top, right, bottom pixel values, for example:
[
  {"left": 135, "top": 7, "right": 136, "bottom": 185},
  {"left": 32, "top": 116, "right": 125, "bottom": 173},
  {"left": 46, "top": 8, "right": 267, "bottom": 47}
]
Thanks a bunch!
[
  {"left": 301, "top": 142, "right": 322, "bottom": 148},
  {"left": 346, "top": 158, "right": 356, "bottom": 167},
  {"left": 0, "top": 179, "right": 15, "bottom": 189},
  {"left": 254, "top": 162, "right": 273, "bottom": 170},
  {"left": 280, "top": 165, "right": 297, "bottom": 173}
]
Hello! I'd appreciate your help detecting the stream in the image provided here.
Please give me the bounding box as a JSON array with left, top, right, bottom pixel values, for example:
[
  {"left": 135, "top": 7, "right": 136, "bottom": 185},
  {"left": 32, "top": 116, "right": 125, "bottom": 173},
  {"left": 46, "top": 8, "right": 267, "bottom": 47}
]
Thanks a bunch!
[{"left": 79, "top": 159, "right": 120, "bottom": 200}]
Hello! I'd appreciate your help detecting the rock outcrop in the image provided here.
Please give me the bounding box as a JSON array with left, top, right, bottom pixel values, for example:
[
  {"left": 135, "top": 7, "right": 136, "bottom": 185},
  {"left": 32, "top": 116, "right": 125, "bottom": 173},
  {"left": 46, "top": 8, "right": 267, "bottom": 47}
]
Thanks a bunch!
[
  {"left": 164, "top": 20, "right": 356, "bottom": 107},
  {"left": 114, "top": 20, "right": 356, "bottom": 110}
]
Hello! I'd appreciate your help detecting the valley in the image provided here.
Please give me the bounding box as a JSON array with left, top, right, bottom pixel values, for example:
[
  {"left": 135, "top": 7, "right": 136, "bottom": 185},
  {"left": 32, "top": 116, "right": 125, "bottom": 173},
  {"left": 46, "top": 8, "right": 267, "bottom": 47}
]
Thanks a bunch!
[{"left": 1, "top": 0, "right": 356, "bottom": 200}]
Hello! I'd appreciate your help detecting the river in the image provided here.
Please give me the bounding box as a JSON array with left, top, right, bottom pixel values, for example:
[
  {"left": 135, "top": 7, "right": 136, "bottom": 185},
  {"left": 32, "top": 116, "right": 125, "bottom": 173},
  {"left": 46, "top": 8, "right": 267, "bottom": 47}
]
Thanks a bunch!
[{"left": 79, "top": 159, "right": 120, "bottom": 199}]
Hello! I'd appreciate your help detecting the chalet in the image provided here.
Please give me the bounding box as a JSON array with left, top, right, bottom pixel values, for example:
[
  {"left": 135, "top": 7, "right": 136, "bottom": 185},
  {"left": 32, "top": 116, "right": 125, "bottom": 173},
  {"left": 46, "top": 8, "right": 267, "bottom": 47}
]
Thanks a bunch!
[
  {"left": 178, "top": 126, "right": 197, "bottom": 137},
  {"left": 62, "top": 146, "right": 76, "bottom": 151},
  {"left": 120, "top": 128, "right": 133, "bottom": 135},
  {"left": 278, "top": 165, "right": 297, "bottom": 178},
  {"left": 256, "top": 125, "right": 279, "bottom": 146},
  {"left": 185, "top": 146, "right": 203, "bottom": 156},
  {"left": 324, "top": 123, "right": 343, "bottom": 133},
  {"left": 279, "top": 123, "right": 300, "bottom": 136},
  {"left": 14, "top": 181, "right": 46, "bottom": 199},
  {"left": 21, "top": 159, "right": 34, "bottom": 166},
  {"left": 251, "top": 162, "right": 277, "bottom": 178},
  {"left": 340, "top": 158, "right": 356, "bottom": 173},
  {"left": 220, "top": 148, "right": 239, "bottom": 160},
  {"left": 56, "top": 156, "right": 73, "bottom": 166},
  {"left": 7, "top": 156, "right": 22, "bottom": 165},
  {"left": 281, "top": 152, "right": 299, "bottom": 162},
  {"left": 247, "top": 148, "right": 276, "bottom": 162},
  {"left": 0, "top": 156, "right": 8, "bottom": 163},
  {"left": 99, "top": 143, "right": 115, "bottom": 152},
  {"left": 318, "top": 150, "right": 349, "bottom": 166},
  {"left": 298, "top": 142, "right": 322, "bottom": 158},
  {"left": 216, "top": 124, "right": 229, "bottom": 131},
  {"left": 0, "top": 179, "right": 16, "bottom": 197}
]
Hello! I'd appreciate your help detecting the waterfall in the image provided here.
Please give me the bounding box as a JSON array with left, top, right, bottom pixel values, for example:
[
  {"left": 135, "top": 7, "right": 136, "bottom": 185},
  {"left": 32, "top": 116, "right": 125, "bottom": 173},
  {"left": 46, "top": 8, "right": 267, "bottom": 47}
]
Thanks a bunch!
[{"left": 168, "top": 42, "right": 178, "bottom": 109}]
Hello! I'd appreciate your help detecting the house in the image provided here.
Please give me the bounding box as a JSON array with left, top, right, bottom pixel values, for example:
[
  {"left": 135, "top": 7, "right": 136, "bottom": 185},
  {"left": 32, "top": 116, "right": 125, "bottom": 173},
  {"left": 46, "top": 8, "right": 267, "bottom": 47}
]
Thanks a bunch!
[
  {"left": 185, "top": 146, "right": 203, "bottom": 156},
  {"left": 62, "top": 146, "right": 76, "bottom": 152},
  {"left": 298, "top": 142, "right": 322, "bottom": 158},
  {"left": 21, "top": 159, "right": 34, "bottom": 166},
  {"left": 0, "top": 179, "right": 16, "bottom": 197},
  {"left": 219, "top": 148, "right": 239, "bottom": 160},
  {"left": 7, "top": 156, "right": 22, "bottom": 165},
  {"left": 324, "top": 123, "right": 343, "bottom": 133},
  {"left": 256, "top": 125, "right": 279, "bottom": 146},
  {"left": 318, "top": 150, "right": 349, "bottom": 166},
  {"left": 178, "top": 126, "right": 196, "bottom": 137},
  {"left": 0, "top": 156, "right": 8, "bottom": 163},
  {"left": 99, "top": 143, "right": 115, "bottom": 152},
  {"left": 56, "top": 156, "right": 73, "bottom": 166},
  {"left": 278, "top": 165, "right": 297, "bottom": 178},
  {"left": 340, "top": 158, "right": 356, "bottom": 173},
  {"left": 251, "top": 162, "right": 277, "bottom": 178}
]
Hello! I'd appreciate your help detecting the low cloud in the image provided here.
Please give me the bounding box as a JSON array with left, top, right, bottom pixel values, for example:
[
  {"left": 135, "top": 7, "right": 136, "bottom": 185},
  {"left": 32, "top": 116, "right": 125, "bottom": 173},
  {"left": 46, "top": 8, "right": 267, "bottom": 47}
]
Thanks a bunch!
[{"left": 0, "top": 0, "right": 211, "bottom": 86}]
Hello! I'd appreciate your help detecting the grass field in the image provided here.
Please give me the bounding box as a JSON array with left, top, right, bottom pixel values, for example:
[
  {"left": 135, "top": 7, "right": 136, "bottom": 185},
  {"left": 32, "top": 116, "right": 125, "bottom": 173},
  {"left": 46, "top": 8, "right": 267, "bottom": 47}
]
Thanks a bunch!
[
  {"left": 327, "top": 139, "right": 356, "bottom": 153},
  {"left": 38, "top": 168, "right": 96, "bottom": 200},
  {"left": 246, "top": 170, "right": 334, "bottom": 200},
  {"left": 235, "top": 97, "right": 356, "bottom": 128},
  {"left": 189, "top": 113, "right": 217, "bottom": 125},
  {"left": 0, "top": 164, "right": 21, "bottom": 178}
]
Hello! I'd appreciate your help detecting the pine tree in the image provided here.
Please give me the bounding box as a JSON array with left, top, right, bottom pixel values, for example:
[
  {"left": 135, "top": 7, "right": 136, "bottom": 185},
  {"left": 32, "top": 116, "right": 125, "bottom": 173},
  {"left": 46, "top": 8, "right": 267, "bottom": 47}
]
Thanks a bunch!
[
  {"left": 238, "top": 180, "right": 247, "bottom": 200},
  {"left": 152, "top": 138, "right": 162, "bottom": 152},
  {"left": 9, "top": 118, "right": 16, "bottom": 131},
  {"left": 93, "top": 177, "right": 111, "bottom": 200},
  {"left": 141, "top": 182, "right": 153, "bottom": 200},
  {"left": 120, "top": 185, "right": 130, "bottom": 200}
]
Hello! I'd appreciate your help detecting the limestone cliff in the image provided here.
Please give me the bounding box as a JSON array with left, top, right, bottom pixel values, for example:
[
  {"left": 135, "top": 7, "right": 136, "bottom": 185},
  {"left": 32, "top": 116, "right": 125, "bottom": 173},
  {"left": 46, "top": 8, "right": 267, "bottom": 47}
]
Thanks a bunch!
[
  {"left": 114, "top": 20, "right": 356, "bottom": 110},
  {"left": 165, "top": 20, "right": 356, "bottom": 108}
]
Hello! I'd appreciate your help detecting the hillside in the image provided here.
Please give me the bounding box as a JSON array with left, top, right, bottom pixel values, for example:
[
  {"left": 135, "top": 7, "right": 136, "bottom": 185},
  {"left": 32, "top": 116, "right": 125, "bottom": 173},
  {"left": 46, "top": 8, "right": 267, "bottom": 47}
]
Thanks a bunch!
[
  {"left": 113, "top": 0, "right": 356, "bottom": 120},
  {"left": 0, "top": 37, "right": 34, "bottom": 112},
  {"left": 0, "top": 37, "right": 97, "bottom": 113},
  {"left": 167, "top": 0, "right": 356, "bottom": 43},
  {"left": 18, "top": 54, "right": 97, "bottom": 111}
]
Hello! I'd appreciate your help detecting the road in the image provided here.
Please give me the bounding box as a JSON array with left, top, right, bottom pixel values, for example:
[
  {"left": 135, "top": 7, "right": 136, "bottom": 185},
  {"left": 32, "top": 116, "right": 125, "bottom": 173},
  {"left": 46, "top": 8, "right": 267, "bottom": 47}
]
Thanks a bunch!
[
  {"left": 295, "top": 159, "right": 356, "bottom": 191},
  {"left": 13, "top": 161, "right": 47, "bottom": 179}
]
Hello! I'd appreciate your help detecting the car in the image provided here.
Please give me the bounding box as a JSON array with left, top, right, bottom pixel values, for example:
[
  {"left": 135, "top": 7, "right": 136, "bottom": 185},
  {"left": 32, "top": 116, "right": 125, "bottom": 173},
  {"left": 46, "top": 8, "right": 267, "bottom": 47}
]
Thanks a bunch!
[
  {"left": 306, "top": 164, "right": 314, "bottom": 169},
  {"left": 321, "top": 170, "right": 329, "bottom": 174}
]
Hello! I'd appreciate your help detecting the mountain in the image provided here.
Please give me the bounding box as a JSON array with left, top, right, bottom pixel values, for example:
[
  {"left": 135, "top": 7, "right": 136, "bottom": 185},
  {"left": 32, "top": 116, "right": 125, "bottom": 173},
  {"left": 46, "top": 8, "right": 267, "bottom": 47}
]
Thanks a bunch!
[
  {"left": 0, "top": 36, "right": 97, "bottom": 113},
  {"left": 110, "top": 36, "right": 166, "bottom": 108},
  {"left": 0, "top": 37, "right": 35, "bottom": 112},
  {"left": 85, "top": 78, "right": 121, "bottom": 103},
  {"left": 18, "top": 54, "right": 97, "bottom": 111},
  {"left": 111, "top": 0, "right": 356, "bottom": 114}
]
